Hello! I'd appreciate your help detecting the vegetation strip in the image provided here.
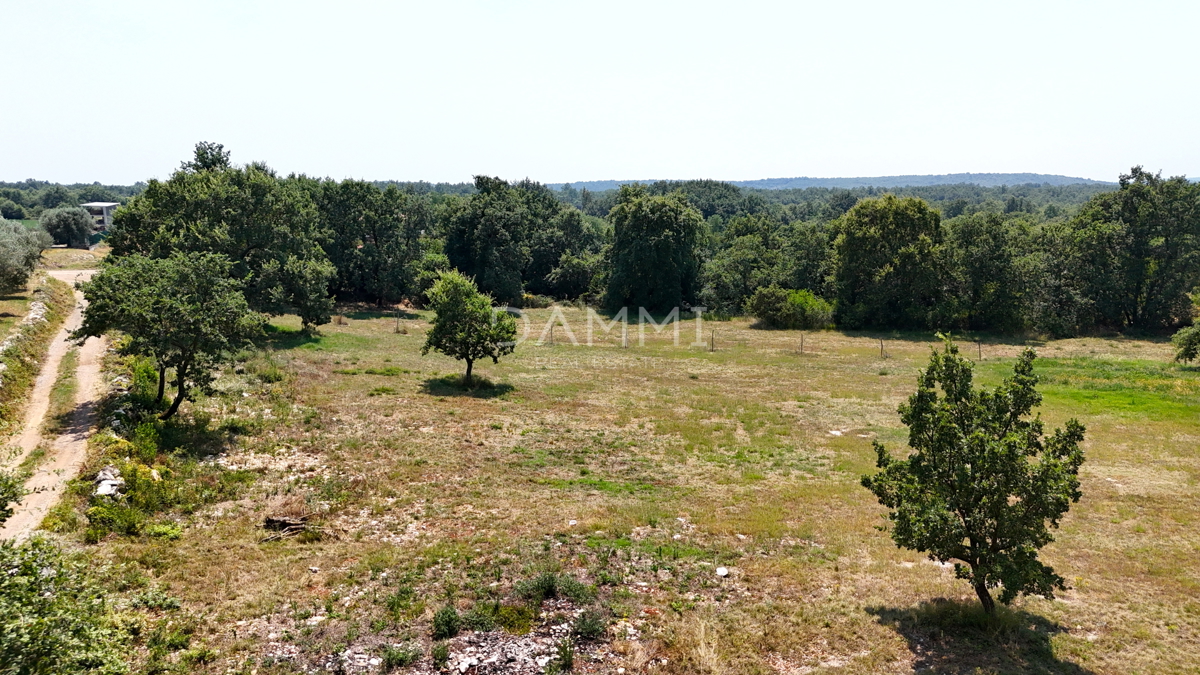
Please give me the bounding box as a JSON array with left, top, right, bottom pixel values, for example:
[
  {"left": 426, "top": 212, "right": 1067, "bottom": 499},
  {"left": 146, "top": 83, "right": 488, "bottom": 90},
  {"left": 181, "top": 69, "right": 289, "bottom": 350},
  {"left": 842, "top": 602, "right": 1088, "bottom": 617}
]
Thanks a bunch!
[{"left": 0, "top": 274, "right": 74, "bottom": 435}]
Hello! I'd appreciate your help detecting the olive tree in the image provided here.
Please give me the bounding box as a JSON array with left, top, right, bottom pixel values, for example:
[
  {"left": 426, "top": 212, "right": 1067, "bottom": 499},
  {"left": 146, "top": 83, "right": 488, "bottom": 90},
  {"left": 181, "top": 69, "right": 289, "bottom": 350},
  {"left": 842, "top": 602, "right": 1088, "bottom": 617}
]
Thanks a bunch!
[
  {"left": 421, "top": 270, "right": 517, "bottom": 386},
  {"left": 862, "top": 338, "right": 1085, "bottom": 614},
  {"left": 39, "top": 207, "right": 94, "bottom": 249},
  {"left": 74, "top": 252, "right": 265, "bottom": 419},
  {"left": 0, "top": 220, "right": 52, "bottom": 293}
]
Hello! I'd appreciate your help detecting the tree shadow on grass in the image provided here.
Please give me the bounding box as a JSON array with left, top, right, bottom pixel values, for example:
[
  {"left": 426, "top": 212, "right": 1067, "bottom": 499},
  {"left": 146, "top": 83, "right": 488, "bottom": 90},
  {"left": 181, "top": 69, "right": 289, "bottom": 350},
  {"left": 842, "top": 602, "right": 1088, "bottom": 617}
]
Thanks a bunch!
[
  {"left": 867, "top": 599, "right": 1093, "bottom": 675},
  {"left": 342, "top": 308, "right": 421, "bottom": 321},
  {"left": 420, "top": 374, "right": 514, "bottom": 399},
  {"left": 259, "top": 324, "right": 322, "bottom": 351}
]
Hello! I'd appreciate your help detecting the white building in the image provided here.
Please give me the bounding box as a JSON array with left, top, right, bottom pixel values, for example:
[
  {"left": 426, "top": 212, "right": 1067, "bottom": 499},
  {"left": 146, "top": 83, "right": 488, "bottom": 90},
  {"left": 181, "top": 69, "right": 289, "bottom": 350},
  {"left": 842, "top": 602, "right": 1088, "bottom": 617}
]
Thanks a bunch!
[{"left": 80, "top": 202, "right": 119, "bottom": 231}]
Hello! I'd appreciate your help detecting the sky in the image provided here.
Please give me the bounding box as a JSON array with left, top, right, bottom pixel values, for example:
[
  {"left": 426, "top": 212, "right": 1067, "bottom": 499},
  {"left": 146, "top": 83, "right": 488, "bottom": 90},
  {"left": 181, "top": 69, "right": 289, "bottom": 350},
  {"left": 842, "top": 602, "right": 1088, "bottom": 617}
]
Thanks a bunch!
[{"left": 2, "top": 0, "right": 1197, "bottom": 185}]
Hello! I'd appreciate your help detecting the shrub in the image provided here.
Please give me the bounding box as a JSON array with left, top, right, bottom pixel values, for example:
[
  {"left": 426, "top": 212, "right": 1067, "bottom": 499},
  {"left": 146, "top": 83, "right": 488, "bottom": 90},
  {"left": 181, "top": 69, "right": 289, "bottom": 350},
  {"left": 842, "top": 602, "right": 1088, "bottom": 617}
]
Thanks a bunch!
[
  {"left": 382, "top": 643, "right": 421, "bottom": 670},
  {"left": 550, "top": 638, "right": 575, "bottom": 672},
  {"left": 514, "top": 573, "right": 595, "bottom": 606},
  {"left": 0, "top": 538, "right": 127, "bottom": 673},
  {"left": 495, "top": 604, "right": 536, "bottom": 634},
  {"left": 0, "top": 469, "right": 25, "bottom": 524},
  {"left": 39, "top": 207, "right": 94, "bottom": 249},
  {"left": 520, "top": 293, "right": 554, "bottom": 309},
  {"left": 745, "top": 285, "right": 832, "bottom": 329},
  {"left": 431, "top": 641, "right": 450, "bottom": 669},
  {"left": 1172, "top": 325, "right": 1200, "bottom": 364},
  {"left": 573, "top": 609, "right": 608, "bottom": 640},
  {"left": 432, "top": 604, "right": 460, "bottom": 640},
  {"left": 462, "top": 605, "right": 498, "bottom": 631},
  {"left": 132, "top": 587, "right": 181, "bottom": 611}
]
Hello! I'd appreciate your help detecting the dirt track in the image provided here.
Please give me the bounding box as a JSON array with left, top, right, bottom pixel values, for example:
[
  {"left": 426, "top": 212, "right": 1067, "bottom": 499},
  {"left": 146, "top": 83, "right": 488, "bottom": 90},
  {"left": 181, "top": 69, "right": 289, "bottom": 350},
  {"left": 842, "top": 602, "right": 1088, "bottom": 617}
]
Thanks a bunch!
[{"left": 0, "top": 270, "right": 106, "bottom": 541}]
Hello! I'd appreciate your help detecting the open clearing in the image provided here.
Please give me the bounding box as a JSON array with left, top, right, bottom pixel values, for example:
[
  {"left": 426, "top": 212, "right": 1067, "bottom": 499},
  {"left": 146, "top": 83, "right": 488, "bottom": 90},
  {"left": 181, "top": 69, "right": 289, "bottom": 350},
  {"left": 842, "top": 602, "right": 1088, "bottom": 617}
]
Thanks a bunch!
[{"left": 60, "top": 307, "right": 1199, "bottom": 674}]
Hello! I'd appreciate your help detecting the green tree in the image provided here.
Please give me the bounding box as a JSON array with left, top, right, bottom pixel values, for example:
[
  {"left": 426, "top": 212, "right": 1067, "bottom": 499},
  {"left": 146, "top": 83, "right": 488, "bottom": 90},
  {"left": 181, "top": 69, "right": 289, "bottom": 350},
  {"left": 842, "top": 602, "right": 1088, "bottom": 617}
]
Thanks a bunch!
[
  {"left": 700, "top": 235, "right": 779, "bottom": 314},
  {"left": 316, "top": 179, "right": 432, "bottom": 305},
  {"left": 39, "top": 207, "right": 94, "bottom": 249},
  {"left": 833, "top": 195, "right": 947, "bottom": 329},
  {"left": 0, "top": 199, "right": 26, "bottom": 220},
  {"left": 862, "top": 340, "right": 1086, "bottom": 614},
  {"left": 442, "top": 177, "right": 533, "bottom": 305},
  {"left": 775, "top": 219, "right": 833, "bottom": 296},
  {"left": 74, "top": 253, "right": 265, "bottom": 419},
  {"left": 38, "top": 185, "right": 74, "bottom": 209},
  {"left": 421, "top": 270, "right": 516, "bottom": 385},
  {"left": 107, "top": 143, "right": 336, "bottom": 328},
  {"left": 0, "top": 220, "right": 51, "bottom": 293},
  {"left": 943, "top": 213, "right": 1031, "bottom": 332},
  {"left": 605, "top": 184, "right": 702, "bottom": 312},
  {"left": 1172, "top": 325, "right": 1200, "bottom": 364},
  {"left": 1066, "top": 167, "right": 1200, "bottom": 329}
]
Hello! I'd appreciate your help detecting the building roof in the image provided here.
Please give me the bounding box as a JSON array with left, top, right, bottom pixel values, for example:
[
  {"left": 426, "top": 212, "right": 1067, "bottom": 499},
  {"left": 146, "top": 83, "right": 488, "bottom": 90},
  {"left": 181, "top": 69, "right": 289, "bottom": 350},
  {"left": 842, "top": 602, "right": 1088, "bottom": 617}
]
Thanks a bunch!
[{"left": 80, "top": 202, "right": 120, "bottom": 207}]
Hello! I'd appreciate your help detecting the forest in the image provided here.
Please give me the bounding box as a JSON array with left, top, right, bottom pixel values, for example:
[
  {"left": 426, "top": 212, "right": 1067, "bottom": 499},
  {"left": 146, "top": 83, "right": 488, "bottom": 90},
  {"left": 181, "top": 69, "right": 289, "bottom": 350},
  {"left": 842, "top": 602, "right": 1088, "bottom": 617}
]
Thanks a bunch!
[{"left": 10, "top": 143, "right": 1200, "bottom": 339}]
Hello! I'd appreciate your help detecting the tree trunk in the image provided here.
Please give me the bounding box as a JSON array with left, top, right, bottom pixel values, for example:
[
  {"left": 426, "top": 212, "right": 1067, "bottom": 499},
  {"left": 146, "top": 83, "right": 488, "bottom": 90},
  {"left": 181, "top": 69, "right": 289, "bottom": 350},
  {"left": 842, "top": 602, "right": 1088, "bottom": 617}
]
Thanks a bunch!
[
  {"left": 161, "top": 365, "right": 188, "bottom": 420},
  {"left": 155, "top": 365, "right": 167, "bottom": 406},
  {"left": 464, "top": 359, "right": 473, "bottom": 388},
  {"left": 974, "top": 582, "right": 996, "bottom": 615}
]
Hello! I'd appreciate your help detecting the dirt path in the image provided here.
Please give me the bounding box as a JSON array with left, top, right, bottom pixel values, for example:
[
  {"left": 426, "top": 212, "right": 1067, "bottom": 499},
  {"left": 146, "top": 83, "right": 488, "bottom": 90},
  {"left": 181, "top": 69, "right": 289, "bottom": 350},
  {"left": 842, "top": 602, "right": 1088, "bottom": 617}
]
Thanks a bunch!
[{"left": 1, "top": 270, "right": 106, "bottom": 541}]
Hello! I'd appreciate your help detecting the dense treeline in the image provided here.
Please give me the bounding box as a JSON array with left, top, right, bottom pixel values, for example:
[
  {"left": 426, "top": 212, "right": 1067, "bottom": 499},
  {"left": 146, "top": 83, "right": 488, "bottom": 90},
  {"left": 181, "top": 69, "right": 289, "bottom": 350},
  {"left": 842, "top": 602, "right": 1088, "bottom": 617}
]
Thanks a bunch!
[
  {"left": 102, "top": 143, "right": 1198, "bottom": 337},
  {"left": 0, "top": 179, "right": 143, "bottom": 220}
]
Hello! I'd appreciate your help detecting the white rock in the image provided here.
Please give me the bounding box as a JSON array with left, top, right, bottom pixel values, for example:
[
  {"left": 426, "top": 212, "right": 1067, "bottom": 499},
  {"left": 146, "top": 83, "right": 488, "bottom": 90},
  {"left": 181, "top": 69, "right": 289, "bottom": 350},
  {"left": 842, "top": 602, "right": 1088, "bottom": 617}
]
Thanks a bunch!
[
  {"left": 716, "top": 567, "right": 729, "bottom": 577},
  {"left": 568, "top": 519, "right": 577, "bottom": 526}
]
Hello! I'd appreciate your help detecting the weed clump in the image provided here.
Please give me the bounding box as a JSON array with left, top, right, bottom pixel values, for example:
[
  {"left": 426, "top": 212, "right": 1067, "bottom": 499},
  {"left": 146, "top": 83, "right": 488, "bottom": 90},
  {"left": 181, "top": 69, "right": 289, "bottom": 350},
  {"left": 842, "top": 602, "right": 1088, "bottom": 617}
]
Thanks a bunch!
[
  {"left": 573, "top": 609, "right": 608, "bottom": 640},
  {"left": 431, "top": 641, "right": 450, "bottom": 669},
  {"left": 432, "top": 604, "right": 460, "bottom": 640},
  {"left": 514, "top": 572, "right": 595, "bottom": 605},
  {"left": 381, "top": 643, "right": 420, "bottom": 670}
]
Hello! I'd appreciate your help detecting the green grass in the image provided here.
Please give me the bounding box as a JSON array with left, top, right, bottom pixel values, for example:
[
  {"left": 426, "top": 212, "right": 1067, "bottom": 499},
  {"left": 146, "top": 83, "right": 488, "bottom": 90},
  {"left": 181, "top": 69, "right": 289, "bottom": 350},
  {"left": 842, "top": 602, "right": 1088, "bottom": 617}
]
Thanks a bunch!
[{"left": 66, "top": 310, "right": 1200, "bottom": 674}]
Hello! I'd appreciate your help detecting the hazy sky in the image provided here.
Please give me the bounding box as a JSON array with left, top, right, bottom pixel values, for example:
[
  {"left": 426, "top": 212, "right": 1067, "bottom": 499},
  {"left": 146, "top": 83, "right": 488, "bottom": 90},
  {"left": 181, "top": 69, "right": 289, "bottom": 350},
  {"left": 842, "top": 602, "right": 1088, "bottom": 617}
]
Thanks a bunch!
[{"left": 3, "top": 0, "right": 1196, "bottom": 185}]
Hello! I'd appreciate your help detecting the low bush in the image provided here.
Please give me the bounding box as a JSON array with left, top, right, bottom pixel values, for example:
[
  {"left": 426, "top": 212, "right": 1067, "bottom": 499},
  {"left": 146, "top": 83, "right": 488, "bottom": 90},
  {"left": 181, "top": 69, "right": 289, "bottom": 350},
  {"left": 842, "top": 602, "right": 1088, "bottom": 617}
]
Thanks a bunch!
[
  {"left": 432, "top": 604, "right": 460, "bottom": 640},
  {"left": 0, "top": 537, "right": 127, "bottom": 674},
  {"left": 1172, "top": 325, "right": 1200, "bottom": 364},
  {"left": 745, "top": 285, "right": 833, "bottom": 329},
  {"left": 431, "top": 641, "right": 450, "bottom": 669},
  {"left": 382, "top": 643, "right": 421, "bottom": 670},
  {"left": 573, "top": 609, "right": 608, "bottom": 640},
  {"left": 514, "top": 572, "right": 595, "bottom": 606}
]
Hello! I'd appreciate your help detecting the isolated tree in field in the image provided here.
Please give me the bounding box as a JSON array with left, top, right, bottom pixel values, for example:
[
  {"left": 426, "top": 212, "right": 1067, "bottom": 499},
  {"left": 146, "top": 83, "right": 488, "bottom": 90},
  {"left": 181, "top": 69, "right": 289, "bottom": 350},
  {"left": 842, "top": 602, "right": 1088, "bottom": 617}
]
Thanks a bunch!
[
  {"left": 1172, "top": 325, "right": 1200, "bottom": 364},
  {"left": 74, "top": 252, "right": 264, "bottom": 419},
  {"left": 862, "top": 339, "right": 1085, "bottom": 614},
  {"left": 0, "top": 220, "right": 52, "bottom": 293},
  {"left": 421, "top": 270, "right": 516, "bottom": 386},
  {"left": 606, "top": 184, "right": 702, "bottom": 312},
  {"left": 39, "top": 207, "right": 94, "bottom": 249}
]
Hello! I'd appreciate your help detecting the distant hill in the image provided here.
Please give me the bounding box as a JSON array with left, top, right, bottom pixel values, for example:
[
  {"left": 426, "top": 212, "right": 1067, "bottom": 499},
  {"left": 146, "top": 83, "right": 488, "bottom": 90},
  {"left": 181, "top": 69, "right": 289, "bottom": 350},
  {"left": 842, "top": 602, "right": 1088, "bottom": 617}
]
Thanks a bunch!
[{"left": 550, "top": 173, "right": 1113, "bottom": 192}]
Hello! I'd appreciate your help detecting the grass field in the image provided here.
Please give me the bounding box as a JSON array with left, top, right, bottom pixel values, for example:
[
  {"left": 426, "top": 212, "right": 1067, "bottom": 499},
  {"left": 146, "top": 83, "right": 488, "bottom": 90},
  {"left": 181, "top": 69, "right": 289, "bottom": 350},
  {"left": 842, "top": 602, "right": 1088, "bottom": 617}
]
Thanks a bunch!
[
  {"left": 61, "top": 308, "right": 1200, "bottom": 674},
  {"left": 39, "top": 243, "right": 108, "bottom": 269}
]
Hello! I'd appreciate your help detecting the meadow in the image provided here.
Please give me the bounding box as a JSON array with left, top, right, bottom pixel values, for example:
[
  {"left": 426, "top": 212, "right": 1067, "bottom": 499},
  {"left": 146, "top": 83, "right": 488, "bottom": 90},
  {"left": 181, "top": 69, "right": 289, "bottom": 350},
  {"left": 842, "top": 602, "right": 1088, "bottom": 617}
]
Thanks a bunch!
[{"left": 70, "top": 307, "right": 1200, "bottom": 674}]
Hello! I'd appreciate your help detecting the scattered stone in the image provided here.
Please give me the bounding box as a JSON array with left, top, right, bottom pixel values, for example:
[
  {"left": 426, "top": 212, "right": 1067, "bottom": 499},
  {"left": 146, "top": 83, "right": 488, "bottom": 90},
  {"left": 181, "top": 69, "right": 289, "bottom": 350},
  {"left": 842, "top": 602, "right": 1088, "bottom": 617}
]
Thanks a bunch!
[
  {"left": 716, "top": 567, "right": 729, "bottom": 577},
  {"left": 93, "top": 465, "right": 125, "bottom": 497}
]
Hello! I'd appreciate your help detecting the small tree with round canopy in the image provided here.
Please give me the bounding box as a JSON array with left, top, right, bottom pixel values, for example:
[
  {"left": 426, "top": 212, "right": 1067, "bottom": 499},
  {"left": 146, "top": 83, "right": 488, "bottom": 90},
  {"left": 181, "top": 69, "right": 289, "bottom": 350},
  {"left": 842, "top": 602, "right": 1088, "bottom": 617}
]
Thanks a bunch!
[
  {"left": 421, "top": 270, "right": 517, "bottom": 386},
  {"left": 861, "top": 337, "right": 1086, "bottom": 614}
]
